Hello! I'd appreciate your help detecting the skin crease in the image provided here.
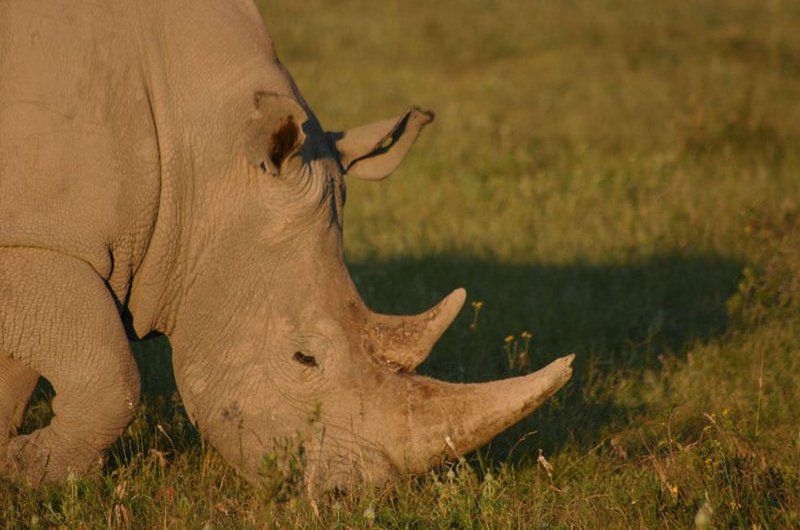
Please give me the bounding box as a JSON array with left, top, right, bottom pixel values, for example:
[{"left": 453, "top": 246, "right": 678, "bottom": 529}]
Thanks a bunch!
[{"left": 0, "top": 0, "right": 574, "bottom": 496}]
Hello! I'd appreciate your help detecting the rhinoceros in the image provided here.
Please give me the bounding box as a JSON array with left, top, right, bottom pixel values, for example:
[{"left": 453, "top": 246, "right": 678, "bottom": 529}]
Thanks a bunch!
[{"left": 0, "top": 0, "right": 574, "bottom": 495}]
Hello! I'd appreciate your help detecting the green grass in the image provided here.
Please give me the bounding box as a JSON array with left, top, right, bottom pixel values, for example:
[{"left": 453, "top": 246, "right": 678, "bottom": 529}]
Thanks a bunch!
[{"left": 3, "top": 0, "right": 800, "bottom": 527}]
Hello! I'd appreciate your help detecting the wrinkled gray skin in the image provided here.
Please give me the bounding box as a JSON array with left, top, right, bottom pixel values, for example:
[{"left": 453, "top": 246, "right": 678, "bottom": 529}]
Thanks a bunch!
[{"left": 0, "top": 0, "right": 574, "bottom": 496}]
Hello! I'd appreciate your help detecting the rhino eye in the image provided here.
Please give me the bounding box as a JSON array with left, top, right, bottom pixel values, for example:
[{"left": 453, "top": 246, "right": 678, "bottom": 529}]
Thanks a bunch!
[{"left": 293, "top": 351, "right": 318, "bottom": 367}]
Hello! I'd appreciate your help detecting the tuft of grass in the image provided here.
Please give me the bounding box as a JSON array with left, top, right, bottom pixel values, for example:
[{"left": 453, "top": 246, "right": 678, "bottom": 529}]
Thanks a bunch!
[{"left": 3, "top": 0, "right": 800, "bottom": 526}]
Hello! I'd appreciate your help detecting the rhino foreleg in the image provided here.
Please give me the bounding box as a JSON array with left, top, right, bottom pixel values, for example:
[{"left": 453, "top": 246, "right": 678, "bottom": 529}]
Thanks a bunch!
[
  {"left": 0, "top": 248, "right": 140, "bottom": 484},
  {"left": 0, "top": 358, "right": 38, "bottom": 461}
]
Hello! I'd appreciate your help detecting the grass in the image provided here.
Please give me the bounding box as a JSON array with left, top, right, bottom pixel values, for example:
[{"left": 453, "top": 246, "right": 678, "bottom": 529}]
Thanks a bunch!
[{"left": 3, "top": 0, "right": 800, "bottom": 526}]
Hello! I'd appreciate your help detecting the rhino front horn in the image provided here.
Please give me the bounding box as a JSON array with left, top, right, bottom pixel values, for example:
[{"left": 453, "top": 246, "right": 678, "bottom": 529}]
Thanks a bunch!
[
  {"left": 400, "top": 354, "right": 575, "bottom": 472},
  {"left": 368, "top": 288, "right": 467, "bottom": 370}
]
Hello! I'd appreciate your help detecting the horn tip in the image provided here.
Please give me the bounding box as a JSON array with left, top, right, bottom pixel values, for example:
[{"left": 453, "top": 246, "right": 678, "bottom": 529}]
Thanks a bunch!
[
  {"left": 533, "top": 353, "right": 576, "bottom": 391},
  {"left": 556, "top": 353, "right": 576, "bottom": 379},
  {"left": 448, "top": 288, "right": 467, "bottom": 309}
]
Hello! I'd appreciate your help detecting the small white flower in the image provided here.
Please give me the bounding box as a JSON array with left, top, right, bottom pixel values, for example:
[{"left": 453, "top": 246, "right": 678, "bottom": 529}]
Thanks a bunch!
[
  {"left": 695, "top": 495, "right": 713, "bottom": 528},
  {"left": 363, "top": 505, "right": 375, "bottom": 521},
  {"left": 537, "top": 449, "right": 553, "bottom": 479}
]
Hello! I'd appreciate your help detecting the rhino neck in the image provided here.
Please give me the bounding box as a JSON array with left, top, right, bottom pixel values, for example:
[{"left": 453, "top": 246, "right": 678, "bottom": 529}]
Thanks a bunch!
[
  {"left": 125, "top": 0, "right": 280, "bottom": 338},
  {"left": 123, "top": 72, "right": 190, "bottom": 338}
]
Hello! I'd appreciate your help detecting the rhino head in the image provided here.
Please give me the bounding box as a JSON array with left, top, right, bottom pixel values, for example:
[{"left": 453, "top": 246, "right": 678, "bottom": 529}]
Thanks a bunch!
[
  {"left": 123, "top": 21, "right": 574, "bottom": 493},
  {"left": 150, "top": 89, "right": 575, "bottom": 496}
]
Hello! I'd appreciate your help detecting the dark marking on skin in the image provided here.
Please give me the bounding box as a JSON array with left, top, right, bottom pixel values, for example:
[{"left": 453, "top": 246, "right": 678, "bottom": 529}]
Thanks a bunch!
[
  {"left": 362, "top": 337, "right": 375, "bottom": 355},
  {"left": 415, "top": 381, "right": 435, "bottom": 400},
  {"left": 221, "top": 402, "right": 244, "bottom": 429},
  {"left": 322, "top": 161, "right": 346, "bottom": 229},
  {"left": 347, "top": 300, "right": 367, "bottom": 324}
]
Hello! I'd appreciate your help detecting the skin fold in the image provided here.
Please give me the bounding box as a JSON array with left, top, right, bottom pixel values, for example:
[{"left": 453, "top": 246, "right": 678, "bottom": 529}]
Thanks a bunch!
[{"left": 0, "top": 0, "right": 573, "bottom": 496}]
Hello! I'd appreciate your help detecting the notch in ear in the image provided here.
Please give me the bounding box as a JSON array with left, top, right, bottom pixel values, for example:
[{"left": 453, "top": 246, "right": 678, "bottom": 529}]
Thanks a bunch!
[
  {"left": 326, "top": 107, "right": 434, "bottom": 181},
  {"left": 246, "top": 91, "right": 308, "bottom": 177}
]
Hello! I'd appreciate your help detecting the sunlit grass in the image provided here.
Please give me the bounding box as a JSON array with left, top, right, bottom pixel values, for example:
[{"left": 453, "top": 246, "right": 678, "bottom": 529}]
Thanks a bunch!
[{"left": 3, "top": 0, "right": 800, "bottom": 526}]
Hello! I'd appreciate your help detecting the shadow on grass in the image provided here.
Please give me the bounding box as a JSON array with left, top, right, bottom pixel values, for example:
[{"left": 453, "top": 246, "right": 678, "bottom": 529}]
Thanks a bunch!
[
  {"left": 99, "top": 252, "right": 741, "bottom": 470},
  {"left": 350, "top": 252, "right": 741, "bottom": 461}
]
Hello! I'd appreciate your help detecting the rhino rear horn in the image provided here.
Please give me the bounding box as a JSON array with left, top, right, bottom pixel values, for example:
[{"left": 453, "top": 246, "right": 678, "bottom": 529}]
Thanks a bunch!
[
  {"left": 246, "top": 91, "right": 308, "bottom": 177},
  {"left": 327, "top": 107, "right": 434, "bottom": 181},
  {"left": 368, "top": 288, "right": 466, "bottom": 370}
]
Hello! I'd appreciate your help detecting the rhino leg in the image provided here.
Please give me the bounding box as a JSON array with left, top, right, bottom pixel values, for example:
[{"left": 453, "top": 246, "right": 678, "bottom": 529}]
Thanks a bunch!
[
  {"left": 0, "top": 358, "right": 39, "bottom": 460},
  {"left": 0, "top": 248, "right": 140, "bottom": 484}
]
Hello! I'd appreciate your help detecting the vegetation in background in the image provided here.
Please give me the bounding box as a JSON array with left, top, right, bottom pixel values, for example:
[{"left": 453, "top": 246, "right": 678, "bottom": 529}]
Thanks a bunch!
[{"left": 2, "top": 0, "right": 799, "bottom": 526}]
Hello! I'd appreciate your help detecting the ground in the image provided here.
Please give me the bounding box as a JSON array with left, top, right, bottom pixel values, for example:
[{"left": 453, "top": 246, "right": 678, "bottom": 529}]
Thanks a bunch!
[{"left": 2, "top": 0, "right": 800, "bottom": 527}]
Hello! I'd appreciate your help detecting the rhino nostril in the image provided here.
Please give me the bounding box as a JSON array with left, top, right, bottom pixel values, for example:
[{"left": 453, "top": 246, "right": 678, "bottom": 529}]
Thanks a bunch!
[{"left": 293, "top": 351, "right": 318, "bottom": 367}]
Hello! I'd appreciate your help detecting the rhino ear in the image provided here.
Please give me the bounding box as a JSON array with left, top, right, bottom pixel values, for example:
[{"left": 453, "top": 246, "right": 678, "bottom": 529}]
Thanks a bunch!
[
  {"left": 246, "top": 92, "right": 308, "bottom": 177},
  {"left": 327, "top": 107, "right": 434, "bottom": 181}
]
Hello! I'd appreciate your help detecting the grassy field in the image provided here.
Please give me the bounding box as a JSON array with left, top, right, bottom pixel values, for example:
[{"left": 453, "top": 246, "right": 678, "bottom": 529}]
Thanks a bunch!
[{"left": 3, "top": 0, "right": 800, "bottom": 527}]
